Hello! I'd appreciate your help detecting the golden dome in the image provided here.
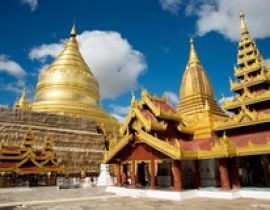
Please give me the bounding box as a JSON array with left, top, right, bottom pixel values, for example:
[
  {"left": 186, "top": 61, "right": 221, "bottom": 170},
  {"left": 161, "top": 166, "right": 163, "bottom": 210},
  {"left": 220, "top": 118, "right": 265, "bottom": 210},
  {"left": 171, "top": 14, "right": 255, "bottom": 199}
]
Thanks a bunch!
[
  {"left": 31, "top": 24, "right": 118, "bottom": 133},
  {"left": 178, "top": 38, "right": 226, "bottom": 119}
]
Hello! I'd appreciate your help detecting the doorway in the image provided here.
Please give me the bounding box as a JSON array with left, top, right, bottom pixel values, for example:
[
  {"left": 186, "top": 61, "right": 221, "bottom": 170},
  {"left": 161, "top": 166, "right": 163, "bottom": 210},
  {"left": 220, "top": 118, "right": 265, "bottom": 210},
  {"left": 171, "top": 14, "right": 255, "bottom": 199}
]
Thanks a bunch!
[{"left": 137, "top": 162, "right": 149, "bottom": 187}]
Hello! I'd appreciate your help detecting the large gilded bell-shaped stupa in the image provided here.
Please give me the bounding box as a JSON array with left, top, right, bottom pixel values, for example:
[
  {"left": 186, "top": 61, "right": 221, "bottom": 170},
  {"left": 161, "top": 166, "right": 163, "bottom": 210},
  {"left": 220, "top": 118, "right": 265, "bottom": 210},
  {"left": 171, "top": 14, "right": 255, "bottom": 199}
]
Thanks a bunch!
[{"left": 31, "top": 24, "right": 118, "bottom": 133}]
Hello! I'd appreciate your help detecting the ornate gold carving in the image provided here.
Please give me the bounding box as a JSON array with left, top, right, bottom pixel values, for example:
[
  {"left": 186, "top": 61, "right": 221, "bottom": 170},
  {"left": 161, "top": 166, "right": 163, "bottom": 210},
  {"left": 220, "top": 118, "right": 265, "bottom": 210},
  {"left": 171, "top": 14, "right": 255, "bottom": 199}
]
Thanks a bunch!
[
  {"left": 230, "top": 72, "right": 269, "bottom": 91},
  {"left": 215, "top": 106, "right": 270, "bottom": 130}
]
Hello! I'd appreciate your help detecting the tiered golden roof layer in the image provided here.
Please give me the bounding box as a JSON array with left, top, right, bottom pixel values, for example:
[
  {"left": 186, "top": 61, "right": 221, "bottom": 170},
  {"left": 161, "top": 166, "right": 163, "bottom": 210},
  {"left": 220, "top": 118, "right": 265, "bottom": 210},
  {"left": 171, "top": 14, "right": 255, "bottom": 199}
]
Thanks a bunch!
[{"left": 223, "top": 11, "right": 270, "bottom": 113}]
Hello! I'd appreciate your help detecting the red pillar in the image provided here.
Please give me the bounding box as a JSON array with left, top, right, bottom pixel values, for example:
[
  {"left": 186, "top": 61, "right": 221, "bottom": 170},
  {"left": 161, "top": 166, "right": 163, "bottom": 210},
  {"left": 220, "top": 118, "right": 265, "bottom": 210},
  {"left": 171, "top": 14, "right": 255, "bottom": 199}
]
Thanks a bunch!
[
  {"left": 121, "top": 165, "right": 127, "bottom": 185},
  {"left": 115, "top": 163, "right": 122, "bottom": 186},
  {"left": 130, "top": 159, "right": 136, "bottom": 188},
  {"left": 172, "top": 160, "right": 182, "bottom": 191},
  {"left": 194, "top": 159, "right": 201, "bottom": 189},
  {"left": 150, "top": 159, "right": 156, "bottom": 189},
  {"left": 230, "top": 158, "right": 240, "bottom": 189},
  {"left": 219, "top": 158, "right": 231, "bottom": 190}
]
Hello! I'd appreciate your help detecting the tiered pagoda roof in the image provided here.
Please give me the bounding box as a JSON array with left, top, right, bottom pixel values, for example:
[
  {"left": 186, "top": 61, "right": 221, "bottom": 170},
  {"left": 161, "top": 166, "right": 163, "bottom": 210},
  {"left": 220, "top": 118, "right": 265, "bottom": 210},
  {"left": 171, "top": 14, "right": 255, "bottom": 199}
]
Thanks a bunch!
[
  {"left": 219, "top": 11, "right": 270, "bottom": 130},
  {"left": 0, "top": 129, "right": 62, "bottom": 174}
]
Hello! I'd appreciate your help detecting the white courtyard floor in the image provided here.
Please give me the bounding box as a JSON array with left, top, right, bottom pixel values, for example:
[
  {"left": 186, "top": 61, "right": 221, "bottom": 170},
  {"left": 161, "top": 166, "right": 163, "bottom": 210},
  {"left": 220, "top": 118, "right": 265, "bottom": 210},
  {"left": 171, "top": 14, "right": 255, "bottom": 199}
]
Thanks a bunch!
[{"left": 0, "top": 187, "right": 270, "bottom": 210}]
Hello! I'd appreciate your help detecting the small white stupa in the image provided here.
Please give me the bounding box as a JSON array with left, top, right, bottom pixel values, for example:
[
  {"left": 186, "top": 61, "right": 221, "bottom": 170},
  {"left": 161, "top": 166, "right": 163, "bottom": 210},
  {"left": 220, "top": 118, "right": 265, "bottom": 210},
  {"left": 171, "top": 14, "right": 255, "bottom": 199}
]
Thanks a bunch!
[{"left": 97, "top": 164, "right": 114, "bottom": 186}]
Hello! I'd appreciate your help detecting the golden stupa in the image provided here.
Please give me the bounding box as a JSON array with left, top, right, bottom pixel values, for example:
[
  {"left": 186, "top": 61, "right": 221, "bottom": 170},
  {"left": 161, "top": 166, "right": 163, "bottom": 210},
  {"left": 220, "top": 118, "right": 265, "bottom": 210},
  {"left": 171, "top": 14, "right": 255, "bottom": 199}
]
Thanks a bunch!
[
  {"left": 31, "top": 24, "right": 118, "bottom": 133},
  {"left": 14, "top": 88, "right": 30, "bottom": 109},
  {"left": 178, "top": 38, "right": 226, "bottom": 120}
]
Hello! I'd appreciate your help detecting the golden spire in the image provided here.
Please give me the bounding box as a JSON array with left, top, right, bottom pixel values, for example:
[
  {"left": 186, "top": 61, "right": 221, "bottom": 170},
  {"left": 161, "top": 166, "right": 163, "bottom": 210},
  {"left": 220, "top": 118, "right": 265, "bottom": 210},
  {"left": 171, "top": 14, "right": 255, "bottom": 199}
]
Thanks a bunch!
[
  {"left": 178, "top": 38, "right": 226, "bottom": 119},
  {"left": 239, "top": 10, "right": 249, "bottom": 35},
  {"left": 14, "top": 88, "right": 29, "bottom": 109},
  {"left": 70, "top": 23, "right": 76, "bottom": 37},
  {"left": 180, "top": 37, "right": 214, "bottom": 99},
  {"left": 188, "top": 38, "right": 200, "bottom": 65}
]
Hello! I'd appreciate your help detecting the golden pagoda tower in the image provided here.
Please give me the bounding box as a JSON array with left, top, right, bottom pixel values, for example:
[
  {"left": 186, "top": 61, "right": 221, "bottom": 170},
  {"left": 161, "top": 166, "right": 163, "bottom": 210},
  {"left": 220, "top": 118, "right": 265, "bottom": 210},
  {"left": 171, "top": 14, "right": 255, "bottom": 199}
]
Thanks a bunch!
[
  {"left": 31, "top": 24, "right": 118, "bottom": 133},
  {"left": 178, "top": 38, "right": 226, "bottom": 120},
  {"left": 14, "top": 88, "right": 30, "bottom": 109},
  {"left": 223, "top": 10, "right": 270, "bottom": 113}
]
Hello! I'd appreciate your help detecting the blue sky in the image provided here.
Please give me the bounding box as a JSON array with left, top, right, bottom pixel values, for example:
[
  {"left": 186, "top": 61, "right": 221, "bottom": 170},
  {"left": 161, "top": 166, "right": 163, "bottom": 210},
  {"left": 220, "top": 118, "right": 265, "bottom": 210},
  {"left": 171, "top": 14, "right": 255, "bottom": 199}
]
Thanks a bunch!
[{"left": 0, "top": 0, "right": 270, "bottom": 121}]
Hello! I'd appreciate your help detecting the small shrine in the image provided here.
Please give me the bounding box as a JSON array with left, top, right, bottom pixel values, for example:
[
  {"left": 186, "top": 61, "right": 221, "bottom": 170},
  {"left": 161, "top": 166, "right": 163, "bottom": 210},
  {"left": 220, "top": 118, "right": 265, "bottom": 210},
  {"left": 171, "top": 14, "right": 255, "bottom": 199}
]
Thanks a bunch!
[{"left": 0, "top": 129, "right": 62, "bottom": 187}]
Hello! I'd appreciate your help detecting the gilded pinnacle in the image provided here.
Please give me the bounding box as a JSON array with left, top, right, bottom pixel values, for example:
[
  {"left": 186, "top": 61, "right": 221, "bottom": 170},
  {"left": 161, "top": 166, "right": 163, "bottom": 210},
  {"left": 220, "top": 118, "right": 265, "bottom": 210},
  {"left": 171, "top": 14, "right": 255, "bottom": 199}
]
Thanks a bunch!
[
  {"left": 14, "top": 87, "right": 29, "bottom": 109},
  {"left": 70, "top": 23, "right": 77, "bottom": 37},
  {"left": 239, "top": 10, "right": 249, "bottom": 35},
  {"left": 189, "top": 37, "right": 200, "bottom": 65}
]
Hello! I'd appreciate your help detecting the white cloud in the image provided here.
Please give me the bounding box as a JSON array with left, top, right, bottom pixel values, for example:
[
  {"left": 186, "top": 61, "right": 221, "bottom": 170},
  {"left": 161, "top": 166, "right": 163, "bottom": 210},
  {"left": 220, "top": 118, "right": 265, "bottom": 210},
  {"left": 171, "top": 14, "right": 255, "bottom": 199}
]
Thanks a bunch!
[
  {"left": 111, "top": 114, "right": 126, "bottom": 123},
  {"left": 109, "top": 104, "right": 130, "bottom": 115},
  {"left": 163, "top": 91, "right": 178, "bottom": 107},
  {"left": 29, "top": 30, "right": 147, "bottom": 99},
  {"left": 21, "top": 0, "right": 38, "bottom": 12},
  {"left": 159, "top": 0, "right": 181, "bottom": 15},
  {"left": 186, "top": 0, "right": 270, "bottom": 41},
  {"left": 109, "top": 104, "right": 130, "bottom": 123},
  {"left": 0, "top": 55, "right": 26, "bottom": 79},
  {"left": 1, "top": 83, "right": 21, "bottom": 94},
  {"left": 29, "top": 43, "right": 63, "bottom": 62}
]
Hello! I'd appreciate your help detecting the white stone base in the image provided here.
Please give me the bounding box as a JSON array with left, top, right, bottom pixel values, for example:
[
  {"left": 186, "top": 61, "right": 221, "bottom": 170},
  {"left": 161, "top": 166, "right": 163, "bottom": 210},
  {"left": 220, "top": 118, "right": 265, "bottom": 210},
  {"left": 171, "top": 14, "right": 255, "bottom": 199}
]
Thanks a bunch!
[
  {"left": 97, "top": 164, "right": 113, "bottom": 186},
  {"left": 106, "top": 186, "right": 270, "bottom": 201}
]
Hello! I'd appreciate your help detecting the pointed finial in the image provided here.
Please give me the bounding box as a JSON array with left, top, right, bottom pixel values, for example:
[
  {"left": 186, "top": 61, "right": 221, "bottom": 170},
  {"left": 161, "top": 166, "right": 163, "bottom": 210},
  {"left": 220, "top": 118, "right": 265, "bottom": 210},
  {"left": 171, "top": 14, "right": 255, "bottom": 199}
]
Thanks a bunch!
[
  {"left": 70, "top": 22, "right": 77, "bottom": 37},
  {"left": 239, "top": 10, "right": 249, "bottom": 35},
  {"left": 189, "top": 37, "right": 200, "bottom": 64}
]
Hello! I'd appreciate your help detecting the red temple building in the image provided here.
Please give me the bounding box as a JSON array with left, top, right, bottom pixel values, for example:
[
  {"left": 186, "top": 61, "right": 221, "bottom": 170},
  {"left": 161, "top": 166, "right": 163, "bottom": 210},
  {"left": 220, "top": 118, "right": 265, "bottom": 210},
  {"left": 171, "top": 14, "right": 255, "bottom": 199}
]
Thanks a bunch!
[
  {"left": 104, "top": 11, "right": 270, "bottom": 191},
  {"left": 0, "top": 130, "right": 62, "bottom": 187}
]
